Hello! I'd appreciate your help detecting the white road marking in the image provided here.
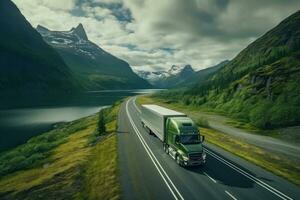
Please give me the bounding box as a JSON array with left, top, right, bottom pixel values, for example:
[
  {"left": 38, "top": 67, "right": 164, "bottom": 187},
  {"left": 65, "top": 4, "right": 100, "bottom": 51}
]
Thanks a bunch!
[
  {"left": 132, "top": 97, "right": 294, "bottom": 200},
  {"left": 133, "top": 97, "right": 141, "bottom": 113},
  {"left": 203, "top": 172, "right": 217, "bottom": 183},
  {"left": 126, "top": 99, "right": 184, "bottom": 200},
  {"left": 225, "top": 190, "right": 238, "bottom": 200},
  {"left": 205, "top": 150, "right": 293, "bottom": 200}
]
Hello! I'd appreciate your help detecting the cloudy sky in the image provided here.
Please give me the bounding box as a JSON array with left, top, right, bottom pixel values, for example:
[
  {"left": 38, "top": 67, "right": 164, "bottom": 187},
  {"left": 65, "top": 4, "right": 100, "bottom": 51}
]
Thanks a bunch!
[{"left": 12, "top": 0, "right": 300, "bottom": 71}]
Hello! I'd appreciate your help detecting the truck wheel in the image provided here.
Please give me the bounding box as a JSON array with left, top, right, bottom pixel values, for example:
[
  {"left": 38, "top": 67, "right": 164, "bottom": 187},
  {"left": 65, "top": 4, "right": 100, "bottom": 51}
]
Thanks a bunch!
[{"left": 176, "top": 155, "right": 182, "bottom": 166}]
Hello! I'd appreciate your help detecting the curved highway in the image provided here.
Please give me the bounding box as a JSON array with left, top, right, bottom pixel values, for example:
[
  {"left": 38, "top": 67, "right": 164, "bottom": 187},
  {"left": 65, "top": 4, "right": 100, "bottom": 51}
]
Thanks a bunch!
[{"left": 117, "top": 97, "right": 300, "bottom": 200}]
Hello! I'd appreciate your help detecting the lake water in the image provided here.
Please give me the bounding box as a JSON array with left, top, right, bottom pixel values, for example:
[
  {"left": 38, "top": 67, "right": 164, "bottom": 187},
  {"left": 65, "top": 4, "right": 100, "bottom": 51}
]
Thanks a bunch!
[{"left": 0, "top": 89, "right": 161, "bottom": 152}]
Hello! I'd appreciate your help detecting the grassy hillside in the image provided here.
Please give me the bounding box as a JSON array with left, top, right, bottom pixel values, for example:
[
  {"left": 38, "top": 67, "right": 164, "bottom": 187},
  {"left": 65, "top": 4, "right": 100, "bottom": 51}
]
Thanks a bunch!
[
  {"left": 0, "top": 102, "right": 122, "bottom": 199},
  {"left": 159, "top": 11, "right": 300, "bottom": 129}
]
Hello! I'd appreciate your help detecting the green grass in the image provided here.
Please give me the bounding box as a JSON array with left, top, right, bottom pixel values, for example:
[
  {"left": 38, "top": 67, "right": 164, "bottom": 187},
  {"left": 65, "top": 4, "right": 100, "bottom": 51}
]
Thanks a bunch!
[
  {"left": 0, "top": 115, "right": 95, "bottom": 177},
  {"left": 81, "top": 135, "right": 119, "bottom": 200},
  {"left": 137, "top": 95, "right": 300, "bottom": 186},
  {"left": 0, "top": 102, "right": 122, "bottom": 199},
  {"left": 0, "top": 115, "right": 97, "bottom": 199},
  {"left": 225, "top": 120, "right": 259, "bottom": 132},
  {"left": 80, "top": 101, "right": 121, "bottom": 200},
  {"left": 224, "top": 119, "right": 284, "bottom": 139}
]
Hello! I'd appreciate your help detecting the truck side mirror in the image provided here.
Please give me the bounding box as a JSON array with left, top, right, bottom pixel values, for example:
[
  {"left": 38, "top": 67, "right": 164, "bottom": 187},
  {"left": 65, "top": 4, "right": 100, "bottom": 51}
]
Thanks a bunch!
[{"left": 200, "top": 135, "right": 205, "bottom": 143}]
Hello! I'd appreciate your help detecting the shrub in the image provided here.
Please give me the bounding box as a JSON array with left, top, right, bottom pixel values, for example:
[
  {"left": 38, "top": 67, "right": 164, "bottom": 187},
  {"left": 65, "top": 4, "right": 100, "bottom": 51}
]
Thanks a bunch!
[
  {"left": 98, "top": 110, "right": 106, "bottom": 135},
  {"left": 249, "top": 101, "right": 272, "bottom": 128},
  {"left": 269, "top": 105, "right": 300, "bottom": 127},
  {"left": 196, "top": 117, "right": 210, "bottom": 128}
]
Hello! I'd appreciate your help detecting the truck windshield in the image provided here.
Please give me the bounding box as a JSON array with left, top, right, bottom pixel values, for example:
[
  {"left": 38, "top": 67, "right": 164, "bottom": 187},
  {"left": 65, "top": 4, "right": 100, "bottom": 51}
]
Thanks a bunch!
[{"left": 179, "top": 135, "right": 200, "bottom": 144}]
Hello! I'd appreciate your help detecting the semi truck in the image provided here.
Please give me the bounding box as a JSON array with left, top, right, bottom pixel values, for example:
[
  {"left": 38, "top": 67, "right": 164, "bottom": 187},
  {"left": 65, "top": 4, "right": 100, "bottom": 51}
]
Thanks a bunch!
[{"left": 141, "top": 104, "right": 206, "bottom": 166}]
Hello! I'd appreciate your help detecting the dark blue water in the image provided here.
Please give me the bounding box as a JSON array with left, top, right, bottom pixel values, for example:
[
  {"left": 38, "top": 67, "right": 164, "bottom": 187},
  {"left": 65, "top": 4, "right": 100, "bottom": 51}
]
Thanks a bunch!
[{"left": 0, "top": 89, "right": 161, "bottom": 152}]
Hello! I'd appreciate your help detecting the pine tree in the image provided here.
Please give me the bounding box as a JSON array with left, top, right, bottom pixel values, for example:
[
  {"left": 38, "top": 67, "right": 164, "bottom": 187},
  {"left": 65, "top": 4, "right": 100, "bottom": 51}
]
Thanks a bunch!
[{"left": 98, "top": 110, "right": 106, "bottom": 135}]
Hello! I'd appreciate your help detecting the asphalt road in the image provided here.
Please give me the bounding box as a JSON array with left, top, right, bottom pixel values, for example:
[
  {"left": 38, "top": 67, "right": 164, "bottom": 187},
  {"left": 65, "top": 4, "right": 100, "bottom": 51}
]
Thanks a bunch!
[{"left": 117, "top": 97, "right": 300, "bottom": 200}]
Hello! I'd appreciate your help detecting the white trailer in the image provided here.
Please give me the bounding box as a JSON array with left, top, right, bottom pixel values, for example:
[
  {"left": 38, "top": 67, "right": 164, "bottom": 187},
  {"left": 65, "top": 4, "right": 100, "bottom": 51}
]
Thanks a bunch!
[{"left": 141, "top": 104, "right": 186, "bottom": 141}]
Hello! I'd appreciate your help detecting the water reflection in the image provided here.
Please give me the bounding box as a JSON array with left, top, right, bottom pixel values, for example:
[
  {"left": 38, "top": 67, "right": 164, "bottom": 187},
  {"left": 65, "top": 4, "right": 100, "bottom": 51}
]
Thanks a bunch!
[
  {"left": 0, "top": 89, "right": 162, "bottom": 152},
  {"left": 0, "top": 106, "right": 107, "bottom": 127}
]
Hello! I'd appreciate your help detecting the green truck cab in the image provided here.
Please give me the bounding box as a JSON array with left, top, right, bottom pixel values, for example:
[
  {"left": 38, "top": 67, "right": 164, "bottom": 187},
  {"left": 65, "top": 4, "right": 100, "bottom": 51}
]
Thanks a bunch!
[
  {"left": 141, "top": 104, "right": 206, "bottom": 167},
  {"left": 164, "top": 117, "right": 206, "bottom": 166}
]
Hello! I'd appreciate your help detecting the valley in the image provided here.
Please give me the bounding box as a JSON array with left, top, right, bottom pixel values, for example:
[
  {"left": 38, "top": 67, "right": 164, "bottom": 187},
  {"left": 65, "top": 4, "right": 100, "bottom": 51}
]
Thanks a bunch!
[{"left": 1, "top": 0, "right": 299, "bottom": 199}]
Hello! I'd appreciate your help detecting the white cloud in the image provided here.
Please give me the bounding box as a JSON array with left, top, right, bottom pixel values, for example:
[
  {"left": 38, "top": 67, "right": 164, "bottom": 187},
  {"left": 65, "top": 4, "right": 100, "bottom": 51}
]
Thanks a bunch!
[
  {"left": 91, "top": 0, "right": 122, "bottom": 3},
  {"left": 12, "top": 0, "right": 300, "bottom": 72},
  {"left": 41, "top": 0, "right": 76, "bottom": 11},
  {"left": 81, "top": 5, "right": 112, "bottom": 19}
]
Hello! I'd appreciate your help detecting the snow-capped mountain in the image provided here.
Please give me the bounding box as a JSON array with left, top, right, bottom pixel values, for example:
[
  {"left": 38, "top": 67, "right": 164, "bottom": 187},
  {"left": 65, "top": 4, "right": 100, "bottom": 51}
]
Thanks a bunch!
[
  {"left": 136, "top": 61, "right": 228, "bottom": 89},
  {"left": 136, "top": 70, "right": 169, "bottom": 81},
  {"left": 167, "top": 65, "right": 184, "bottom": 75},
  {"left": 37, "top": 24, "right": 100, "bottom": 61},
  {"left": 136, "top": 64, "right": 196, "bottom": 88},
  {"left": 36, "top": 24, "right": 151, "bottom": 89}
]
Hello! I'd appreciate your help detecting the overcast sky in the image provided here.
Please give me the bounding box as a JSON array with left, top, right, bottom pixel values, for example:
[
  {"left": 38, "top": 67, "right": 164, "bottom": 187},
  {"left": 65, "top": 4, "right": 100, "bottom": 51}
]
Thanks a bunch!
[{"left": 12, "top": 0, "right": 300, "bottom": 71}]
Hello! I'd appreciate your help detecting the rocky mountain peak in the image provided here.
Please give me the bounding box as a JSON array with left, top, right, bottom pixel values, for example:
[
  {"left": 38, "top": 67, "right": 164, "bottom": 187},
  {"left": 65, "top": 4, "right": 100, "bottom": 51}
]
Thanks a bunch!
[
  {"left": 167, "top": 64, "right": 194, "bottom": 75},
  {"left": 71, "top": 23, "right": 88, "bottom": 40},
  {"left": 182, "top": 64, "right": 194, "bottom": 73},
  {"left": 169, "top": 65, "right": 180, "bottom": 72}
]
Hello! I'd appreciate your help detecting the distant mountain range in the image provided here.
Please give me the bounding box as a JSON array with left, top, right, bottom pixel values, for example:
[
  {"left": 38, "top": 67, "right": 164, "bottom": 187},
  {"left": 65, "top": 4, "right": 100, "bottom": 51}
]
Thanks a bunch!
[
  {"left": 180, "top": 60, "right": 229, "bottom": 87},
  {"left": 0, "top": 0, "right": 77, "bottom": 94},
  {"left": 36, "top": 24, "right": 151, "bottom": 90},
  {"left": 136, "top": 64, "right": 195, "bottom": 88},
  {"left": 136, "top": 61, "right": 228, "bottom": 88}
]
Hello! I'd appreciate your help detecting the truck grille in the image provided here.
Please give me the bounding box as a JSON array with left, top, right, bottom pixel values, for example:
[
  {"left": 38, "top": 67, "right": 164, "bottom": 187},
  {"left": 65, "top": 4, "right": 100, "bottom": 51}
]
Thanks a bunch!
[{"left": 189, "top": 153, "right": 202, "bottom": 161}]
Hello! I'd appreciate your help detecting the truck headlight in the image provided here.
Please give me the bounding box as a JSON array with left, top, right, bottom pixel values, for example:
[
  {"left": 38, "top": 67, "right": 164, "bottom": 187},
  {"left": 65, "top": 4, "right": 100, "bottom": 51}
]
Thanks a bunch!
[
  {"left": 202, "top": 152, "right": 206, "bottom": 160},
  {"left": 182, "top": 155, "right": 189, "bottom": 161}
]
